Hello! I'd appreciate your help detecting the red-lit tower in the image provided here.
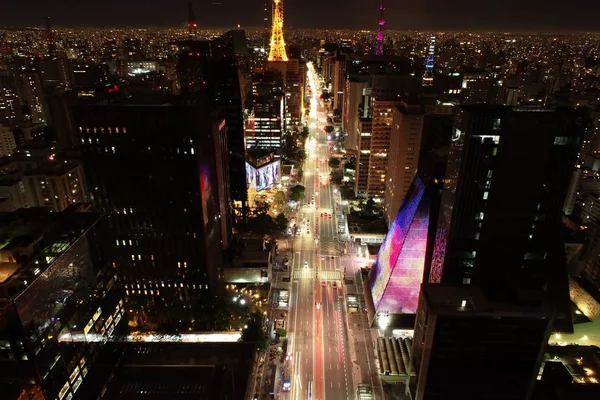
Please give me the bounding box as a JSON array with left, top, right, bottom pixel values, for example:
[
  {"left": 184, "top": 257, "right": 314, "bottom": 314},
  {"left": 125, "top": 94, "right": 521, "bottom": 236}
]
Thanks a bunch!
[
  {"left": 375, "top": 0, "right": 385, "bottom": 56},
  {"left": 187, "top": 0, "right": 198, "bottom": 37},
  {"left": 45, "top": 16, "right": 56, "bottom": 56}
]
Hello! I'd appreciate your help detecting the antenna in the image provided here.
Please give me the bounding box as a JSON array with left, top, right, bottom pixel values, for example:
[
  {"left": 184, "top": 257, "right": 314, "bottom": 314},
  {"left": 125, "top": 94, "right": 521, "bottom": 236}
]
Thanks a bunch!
[
  {"left": 187, "top": 0, "right": 197, "bottom": 37},
  {"left": 375, "top": 0, "right": 385, "bottom": 56}
]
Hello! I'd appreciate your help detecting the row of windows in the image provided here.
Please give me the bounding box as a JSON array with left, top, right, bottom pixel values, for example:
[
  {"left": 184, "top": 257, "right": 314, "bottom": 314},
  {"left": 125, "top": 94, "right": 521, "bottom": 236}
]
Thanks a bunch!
[{"left": 79, "top": 126, "right": 127, "bottom": 134}]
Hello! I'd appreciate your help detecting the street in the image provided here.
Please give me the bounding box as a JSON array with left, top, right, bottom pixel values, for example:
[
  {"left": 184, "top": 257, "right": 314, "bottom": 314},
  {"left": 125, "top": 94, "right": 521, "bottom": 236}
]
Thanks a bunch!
[{"left": 282, "top": 62, "right": 380, "bottom": 400}]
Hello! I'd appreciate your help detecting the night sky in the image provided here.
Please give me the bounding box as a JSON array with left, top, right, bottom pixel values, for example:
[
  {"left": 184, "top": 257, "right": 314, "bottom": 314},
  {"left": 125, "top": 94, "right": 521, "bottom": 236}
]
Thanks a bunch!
[{"left": 1, "top": 0, "right": 599, "bottom": 31}]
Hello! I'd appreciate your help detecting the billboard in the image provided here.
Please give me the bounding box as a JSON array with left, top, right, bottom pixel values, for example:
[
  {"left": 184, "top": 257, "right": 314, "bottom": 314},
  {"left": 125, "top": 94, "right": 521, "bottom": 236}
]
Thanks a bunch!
[
  {"left": 246, "top": 160, "right": 281, "bottom": 191},
  {"left": 368, "top": 176, "right": 430, "bottom": 314}
]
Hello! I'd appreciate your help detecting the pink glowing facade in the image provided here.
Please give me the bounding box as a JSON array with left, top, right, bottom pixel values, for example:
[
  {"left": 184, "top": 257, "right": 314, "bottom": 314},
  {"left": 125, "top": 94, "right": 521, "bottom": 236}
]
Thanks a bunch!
[{"left": 369, "top": 176, "right": 431, "bottom": 314}]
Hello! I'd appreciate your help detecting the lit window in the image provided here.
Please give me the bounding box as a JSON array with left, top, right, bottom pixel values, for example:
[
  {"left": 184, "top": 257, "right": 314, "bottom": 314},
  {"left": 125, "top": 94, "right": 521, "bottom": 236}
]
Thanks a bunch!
[{"left": 483, "top": 191, "right": 488, "bottom": 200}]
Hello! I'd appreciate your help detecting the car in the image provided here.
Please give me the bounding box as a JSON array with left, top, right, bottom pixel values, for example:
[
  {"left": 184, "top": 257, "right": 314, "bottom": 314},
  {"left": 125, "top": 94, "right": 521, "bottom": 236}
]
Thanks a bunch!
[
  {"left": 304, "top": 261, "right": 308, "bottom": 269},
  {"left": 286, "top": 352, "right": 293, "bottom": 361},
  {"left": 321, "top": 281, "right": 326, "bottom": 287},
  {"left": 330, "top": 256, "right": 335, "bottom": 261},
  {"left": 320, "top": 255, "right": 325, "bottom": 260},
  {"left": 332, "top": 282, "right": 338, "bottom": 289},
  {"left": 328, "top": 214, "right": 332, "bottom": 219},
  {"left": 320, "top": 213, "right": 324, "bottom": 217}
]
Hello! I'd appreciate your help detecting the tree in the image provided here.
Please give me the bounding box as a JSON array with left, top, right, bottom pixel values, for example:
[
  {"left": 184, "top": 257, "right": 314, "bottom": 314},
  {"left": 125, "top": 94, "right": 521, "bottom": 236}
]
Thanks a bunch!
[
  {"left": 296, "top": 168, "right": 303, "bottom": 181},
  {"left": 320, "top": 92, "right": 332, "bottom": 101},
  {"left": 328, "top": 157, "right": 341, "bottom": 168},
  {"left": 274, "top": 213, "right": 289, "bottom": 235},
  {"left": 289, "top": 185, "right": 306, "bottom": 202},
  {"left": 330, "top": 170, "right": 343, "bottom": 185},
  {"left": 301, "top": 126, "right": 309, "bottom": 139},
  {"left": 275, "top": 328, "right": 287, "bottom": 338},
  {"left": 241, "top": 311, "right": 269, "bottom": 351},
  {"left": 365, "top": 198, "right": 376, "bottom": 215},
  {"left": 246, "top": 214, "right": 275, "bottom": 237}
]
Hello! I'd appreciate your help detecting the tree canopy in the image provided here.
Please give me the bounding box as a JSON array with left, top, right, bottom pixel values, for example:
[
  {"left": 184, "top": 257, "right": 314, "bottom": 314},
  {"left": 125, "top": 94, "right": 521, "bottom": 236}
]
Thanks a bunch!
[
  {"left": 289, "top": 185, "right": 306, "bottom": 202},
  {"left": 328, "top": 157, "right": 341, "bottom": 168}
]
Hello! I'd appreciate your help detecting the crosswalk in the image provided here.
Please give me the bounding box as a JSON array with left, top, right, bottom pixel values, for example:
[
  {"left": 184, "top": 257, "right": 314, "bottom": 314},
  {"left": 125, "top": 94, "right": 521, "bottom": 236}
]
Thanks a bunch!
[
  {"left": 294, "top": 239, "right": 340, "bottom": 252},
  {"left": 293, "top": 269, "right": 342, "bottom": 281}
]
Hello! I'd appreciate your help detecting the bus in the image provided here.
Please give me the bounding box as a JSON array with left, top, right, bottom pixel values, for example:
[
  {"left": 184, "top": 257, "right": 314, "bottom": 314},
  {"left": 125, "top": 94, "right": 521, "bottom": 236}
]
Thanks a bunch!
[{"left": 307, "top": 380, "right": 313, "bottom": 400}]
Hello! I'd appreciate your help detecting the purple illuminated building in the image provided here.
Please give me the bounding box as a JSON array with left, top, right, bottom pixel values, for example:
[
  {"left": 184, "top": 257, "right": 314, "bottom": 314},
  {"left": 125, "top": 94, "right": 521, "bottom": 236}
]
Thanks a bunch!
[{"left": 367, "top": 175, "right": 442, "bottom": 327}]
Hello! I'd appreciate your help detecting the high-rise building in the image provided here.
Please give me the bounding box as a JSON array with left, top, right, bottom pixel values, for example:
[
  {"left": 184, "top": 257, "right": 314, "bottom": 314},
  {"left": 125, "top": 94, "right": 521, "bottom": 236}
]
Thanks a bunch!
[
  {"left": 384, "top": 104, "right": 424, "bottom": 225},
  {"left": 248, "top": 71, "right": 285, "bottom": 153},
  {"left": 342, "top": 78, "right": 368, "bottom": 151},
  {"left": 461, "top": 73, "right": 496, "bottom": 104},
  {"left": 0, "top": 209, "right": 122, "bottom": 400},
  {"left": 15, "top": 70, "right": 45, "bottom": 124},
  {"left": 429, "top": 105, "right": 584, "bottom": 325},
  {"left": 365, "top": 98, "right": 401, "bottom": 199},
  {"left": 410, "top": 283, "right": 554, "bottom": 400},
  {"left": 332, "top": 56, "right": 348, "bottom": 113},
  {"left": 368, "top": 175, "right": 441, "bottom": 328},
  {"left": 0, "top": 74, "right": 23, "bottom": 123},
  {"left": 177, "top": 37, "right": 250, "bottom": 218},
  {"left": 0, "top": 124, "right": 16, "bottom": 157},
  {"left": 356, "top": 117, "right": 372, "bottom": 197},
  {"left": 74, "top": 97, "right": 231, "bottom": 318},
  {"left": 38, "top": 57, "right": 73, "bottom": 89},
  {"left": 21, "top": 162, "right": 88, "bottom": 211}
]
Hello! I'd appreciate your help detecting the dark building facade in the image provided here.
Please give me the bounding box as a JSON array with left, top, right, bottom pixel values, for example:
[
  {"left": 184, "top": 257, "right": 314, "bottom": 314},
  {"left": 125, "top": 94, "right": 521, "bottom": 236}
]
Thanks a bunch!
[
  {"left": 73, "top": 98, "right": 230, "bottom": 320},
  {"left": 430, "top": 106, "right": 583, "bottom": 315},
  {"left": 0, "top": 209, "right": 122, "bottom": 400},
  {"left": 411, "top": 284, "right": 553, "bottom": 400},
  {"left": 177, "top": 37, "right": 249, "bottom": 219}
]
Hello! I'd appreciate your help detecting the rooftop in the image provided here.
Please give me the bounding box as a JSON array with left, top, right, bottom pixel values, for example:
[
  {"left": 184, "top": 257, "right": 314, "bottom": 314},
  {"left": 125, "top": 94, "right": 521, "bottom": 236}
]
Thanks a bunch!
[
  {"left": 23, "top": 161, "right": 81, "bottom": 177},
  {"left": 422, "top": 283, "right": 554, "bottom": 317},
  {"left": 0, "top": 208, "right": 103, "bottom": 298},
  {"left": 101, "top": 342, "right": 256, "bottom": 400}
]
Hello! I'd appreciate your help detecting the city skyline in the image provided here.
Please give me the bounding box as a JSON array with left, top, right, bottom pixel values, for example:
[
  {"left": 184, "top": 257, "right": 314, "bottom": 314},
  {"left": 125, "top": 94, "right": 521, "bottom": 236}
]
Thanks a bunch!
[{"left": 1, "top": 0, "right": 600, "bottom": 31}]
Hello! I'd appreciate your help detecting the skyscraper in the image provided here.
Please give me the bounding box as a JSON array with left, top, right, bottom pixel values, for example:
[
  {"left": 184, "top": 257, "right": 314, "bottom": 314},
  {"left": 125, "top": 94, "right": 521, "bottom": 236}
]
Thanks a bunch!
[
  {"left": 384, "top": 104, "right": 425, "bottom": 225},
  {"left": 429, "top": 105, "right": 583, "bottom": 315},
  {"left": 0, "top": 209, "right": 122, "bottom": 400},
  {"left": 411, "top": 283, "right": 554, "bottom": 400},
  {"left": 74, "top": 97, "right": 231, "bottom": 320},
  {"left": 176, "top": 36, "right": 250, "bottom": 219}
]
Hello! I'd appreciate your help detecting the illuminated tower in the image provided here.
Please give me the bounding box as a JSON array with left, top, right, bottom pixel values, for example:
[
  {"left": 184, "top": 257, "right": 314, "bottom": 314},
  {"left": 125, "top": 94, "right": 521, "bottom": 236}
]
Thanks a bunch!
[
  {"left": 422, "top": 36, "right": 436, "bottom": 86},
  {"left": 187, "top": 0, "right": 197, "bottom": 37},
  {"left": 268, "top": 0, "right": 288, "bottom": 62},
  {"left": 45, "top": 16, "right": 56, "bottom": 56},
  {"left": 375, "top": 0, "right": 385, "bottom": 56}
]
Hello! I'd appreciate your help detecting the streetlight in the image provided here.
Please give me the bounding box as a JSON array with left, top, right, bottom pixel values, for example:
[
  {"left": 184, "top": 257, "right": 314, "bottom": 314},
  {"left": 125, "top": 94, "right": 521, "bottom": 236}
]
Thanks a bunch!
[{"left": 377, "top": 312, "right": 390, "bottom": 330}]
